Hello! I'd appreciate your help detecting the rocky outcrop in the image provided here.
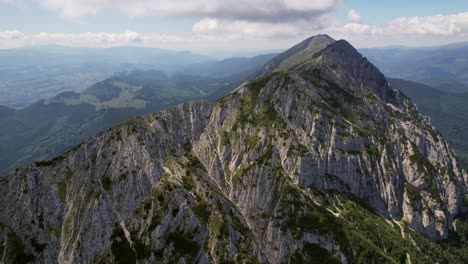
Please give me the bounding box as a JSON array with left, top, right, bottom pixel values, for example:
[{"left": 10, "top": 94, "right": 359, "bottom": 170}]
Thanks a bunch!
[
  {"left": 0, "top": 35, "right": 467, "bottom": 263},
  {"left": 260, "top": 34, "right": 336, "bottom": 75}
]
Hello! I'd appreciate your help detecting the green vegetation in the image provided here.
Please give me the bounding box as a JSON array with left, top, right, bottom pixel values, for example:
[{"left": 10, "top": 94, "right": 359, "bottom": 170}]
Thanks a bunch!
[
  {"left": 289, "top": 243, "right": 341, "bottom": 264},
  {"left": 220, "top": 131, "right": 230, "bottom": 148},
  {"left": 58, "top": 181, "right": 67, "bottom": 202},
  {"left": 440, "top": 214, "right": 468, "bottom": 262},
  {"left": 389, "top": 78, "right": 468, "bottom": 171},
  {"left": 244, "top": 135, "right": 261, "bottom": 150},
  {"left": 299, "top": 66, "right": 375, "bottom": 137},
  {"left": 187, "top": 152, "right": 205, "bottom": 171},
  {"left": 182, "top": 173, "right": 195, "bottom": 190},
  {"left": 259, "top": 144, "right": 274, "bottom": 164},
  {"left": 110, "top": 224, "right": 136, "bottom": 264},
  {"left": 278, "top": 181, "right": 455, "bottom": 263},
  {"left": 405, "top": 182, "right": 421, "bottom": 210},
  {"left": 101, "top": 176, "right": 112, "bottom": 191},
  {"left": 166, "top": 231, "right": 200, "bottom": 257},
  {"left": 232, "top": 163, "right": 253, "bottom": 187},
  {"left": 410, "top": 148, "right": 434, "bottom": 172},
  {"left": 35, "top": 160, "right": 54, "bottom": 167},
  {"left": 233, "top": 72, "right": 287, "bottom": 131},
  {"left": 363, "top": 147, "right": 380, "bottom": 157},
  {"left": 193, "top": 201, "right": 211, "bottom": 224},
  {"left": 287, "top": 142, "right": 309, "bottom": 157},
  {"left": 3, "top": 232, "right": 35, "bottom": 263},
  {"left": 0, "top": 67, "right": 251, "bottom": 175}
]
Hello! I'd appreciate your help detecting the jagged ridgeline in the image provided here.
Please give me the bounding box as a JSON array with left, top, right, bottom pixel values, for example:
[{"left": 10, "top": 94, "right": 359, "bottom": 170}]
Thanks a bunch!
[{"left": 1, "top": 35, "right": 468, "bottom": 263}]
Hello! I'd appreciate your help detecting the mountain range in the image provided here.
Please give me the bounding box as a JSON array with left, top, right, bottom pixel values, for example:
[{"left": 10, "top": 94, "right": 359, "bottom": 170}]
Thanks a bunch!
[
  {"left": 361, "top": 43, "right": 468, "bottom": 93},
  {"left": 0, "top": 45, "right": 276, "bottom": 109},
  {"left": 0, "top": 67, "right": 263, "bottom": 174},
  {"left": 1, "top": 35, "right": 467, "bottom": 263}
]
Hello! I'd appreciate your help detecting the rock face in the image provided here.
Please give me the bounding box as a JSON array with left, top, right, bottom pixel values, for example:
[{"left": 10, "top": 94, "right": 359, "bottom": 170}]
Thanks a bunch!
[
  {"left": 260, "top": 34, "right": 336, "bottom": 74},
  {"left": 1, "top": 35, "right": 467, "bottom": 264}
]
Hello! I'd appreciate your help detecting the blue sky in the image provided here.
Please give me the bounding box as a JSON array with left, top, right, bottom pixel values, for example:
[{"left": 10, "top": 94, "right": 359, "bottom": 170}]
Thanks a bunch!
[
  {"left": 339, "top": 0, "right": 468, "bottom": 24},
  {"left": 1, "top": 0, "right": 468, "bottom": 55}
]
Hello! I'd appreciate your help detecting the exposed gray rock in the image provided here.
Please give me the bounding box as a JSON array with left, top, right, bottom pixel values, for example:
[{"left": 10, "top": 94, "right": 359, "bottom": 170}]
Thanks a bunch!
[{"left": 0, "top": 35, "right": 467, "bottom": 263}]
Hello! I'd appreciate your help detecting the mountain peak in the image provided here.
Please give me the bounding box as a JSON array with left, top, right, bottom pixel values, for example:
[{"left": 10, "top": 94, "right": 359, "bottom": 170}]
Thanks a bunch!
[
  {"left": 259, "top": 34, "right": 335, "bottom": 75},
  {"left": 306, "top": 39, "right": 401, "bottom": 105},
  {"left": 1, "top": 35, "right": 468, "bottom": 263},
  {"left": 306, "top": 34, "right": 335, "bottom": 46}
]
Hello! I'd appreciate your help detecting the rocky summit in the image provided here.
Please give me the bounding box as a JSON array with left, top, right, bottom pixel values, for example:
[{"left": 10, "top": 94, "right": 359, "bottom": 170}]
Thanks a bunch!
[{"left": 1, "top": 35, "right": 467, "bottom": 264}]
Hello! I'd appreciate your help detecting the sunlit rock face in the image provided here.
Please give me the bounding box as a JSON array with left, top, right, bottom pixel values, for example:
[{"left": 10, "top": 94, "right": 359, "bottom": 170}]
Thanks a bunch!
[{"left": 0, "top": 35, "right": 466, "bottom": 264}]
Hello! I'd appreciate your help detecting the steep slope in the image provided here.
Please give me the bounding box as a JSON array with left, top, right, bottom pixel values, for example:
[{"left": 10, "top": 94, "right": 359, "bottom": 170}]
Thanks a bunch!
[
  {"left": 0, "top": 69, "right": 248, "bottom": 175},
  {"left": 1, "top": 36, "right": 467, "bottom": 263},
  {"left": 389, "top": 78, "right": 468, "bottom": 170},
  {"left": 259, "top": 34, "right": 335, "bottom": 75}
]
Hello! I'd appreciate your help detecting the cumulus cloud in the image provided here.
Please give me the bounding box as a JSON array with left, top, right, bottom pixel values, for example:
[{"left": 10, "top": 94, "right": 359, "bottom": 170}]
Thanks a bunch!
[
  {"left": 0, "top": 30, "right": 26, "bottom": 40},
  {"left": 32, "top": 31, "right": 144, "bottom": 45},
  {"left": 28, "top": 0, "right": 341, "bottom": 50},
  {"left": 192, "top": 16, "right": 333, "bottom": 41},
  {"left": 347, "top": 9, "right": 361, "bottom": 23},
  {"left": 37, "top": 0, "right": 339, "bottom": 22},
  {"left": 330, "top": 12, "right": 468, "bottom": 47},
  {"left": 2, "top": 11, "right": 468, "bottom": 51},
  {"left": 0, "top": 30, "right": 182, "bottom": 49},
  {"left": 385, "top": 13, "right": 468, "bottom": 36}
]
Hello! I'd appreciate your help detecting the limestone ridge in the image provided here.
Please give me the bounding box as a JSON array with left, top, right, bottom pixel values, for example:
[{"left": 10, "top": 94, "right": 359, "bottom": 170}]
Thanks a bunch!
[
  {"left": 1, "top": 35, "right": 467, "bottom": 263},
  {"left": 312, "top": 40, "right": 401, "bottom": 105},
  {"left": 259, "top": 34, "right": 336, "bottom": 75}
]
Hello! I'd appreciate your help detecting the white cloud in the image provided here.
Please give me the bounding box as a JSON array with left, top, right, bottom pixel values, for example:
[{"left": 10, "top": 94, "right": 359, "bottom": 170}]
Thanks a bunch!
[
  {"left": 0, "top": 0, "right": 19, "bottom": 4},
  {"left": 330, "top": 12, "right": 468, "bottom": 47},
  {"left": 2, "top": 0, "right": 341, "bottom": 50},
  {"left": 2, "top": 12, "right": 468, "bottom": 51},
  {"left": 192, "top": 15, "right": 334, "bottom": 40},
  {"left": 347, "top": 9, "right": 361, "bottom": 23},
  {"left": 48, "top": 31, "right": 177, "bottom": 47},
  {"left": 37, "top": 0, "right": 339, "bottom": 22},
  {"left": 385, "top": 13, "right": 468, "bottom": 36},
  {"left": 0, "top": 30, "right": 176, "bottom": 49},
  {"left": 0, "top": 30, "right": 26, "bottom": 40},
  {"left": 0, "top": 0, "right": 27, "bottom": 7},
  {"left": 33, "top": 31, "right": 144, "bottom": 45}
]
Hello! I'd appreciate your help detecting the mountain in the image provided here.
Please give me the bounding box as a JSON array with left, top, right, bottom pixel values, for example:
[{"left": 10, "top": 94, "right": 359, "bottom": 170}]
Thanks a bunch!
[
  {"left": 177, "top": 53, "right": 278, "bottom": 78},
  {"left": 0, "top": 46, "right": 277, "bottom": 109},
  {"left": 361, "top": 43, "right": 468, "bottom": 93},
  {"left": 0, "top": 69, "right": 250, "bottom": 175},
  {"left": 0, "top": 45, "right": 212, "bottom": 69},
  {"left": 259, "top": 34, "right": 335, "bottom": 75},
  {"left": 1, "top": 35, "right": 468, "bottom": 263},
  {"left": 0, "top": 45, "right": 212, "bottom": 109},
  {"left": 388, "top": 78, "right": 468, "bottom": 170},
  {"left": 0, "top": 64, "right": 115, "bottom": 108}
]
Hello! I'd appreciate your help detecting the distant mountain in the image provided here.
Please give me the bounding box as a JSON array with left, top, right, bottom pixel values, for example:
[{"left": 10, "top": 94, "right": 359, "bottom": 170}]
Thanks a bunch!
[
  {"left": 0, "top": 45, "right": 212, "bottom": 68},
  {"left": 361, "top": 42, "right": 468, "bottom": 93},
  {"left": 389, "top": 78, "right": 468, "bottom": 169},
  {"left": 0, "top": 69, "right": 249, "bottom": 174},
  {"left": 0, "top": 46, "right": 277, "bottom": 108},
  {"left": 178, "top": 53, "right": 278, "bottom": 78},
  {"left": 0, "top": 64, "right": 115, "bottom": 108},
  {"left": 0, "top": 46, "right": 212, "bottom": 108},
  {"left": 1, "top": 35, "right": 467, "bottom": 263}
]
